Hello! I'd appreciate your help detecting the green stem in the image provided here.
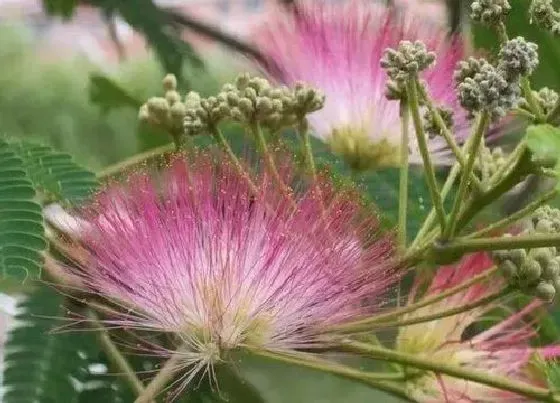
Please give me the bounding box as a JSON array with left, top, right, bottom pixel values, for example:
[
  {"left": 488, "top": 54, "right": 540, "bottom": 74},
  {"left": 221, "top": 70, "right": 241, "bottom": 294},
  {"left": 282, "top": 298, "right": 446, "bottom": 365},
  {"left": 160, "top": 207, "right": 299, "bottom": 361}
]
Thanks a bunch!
[
  {"left": 334, "top": 266, "right": 498, "bottom": 330},
  {"left": 299, "top": 118, "right": 317, "bottom": 180},
  {"left": 521, "top": 77, "right": 546, "bottom": 123},
  {"left": 247, "top": 348, "right": 414, "bottom": 402},
  {"left": 455, "top": 144, "right": 533, "bottom": 233},
  {"left": 417, "top": 82, "right": 483, "bottom": 192},
  {"left": 336, "top": 287, "right": 511, "bottom": 333},
  {"left": 341, "top": 341, "right": 559, "bottom": 402},
  {"left": 436, "top": 234, "right": 560, "bottom": 254},
  {"left": 89, "top": 311, "right": 149, "bottom": 399},
  {"left": 433, "top": 234, "right": 560, "bottom": 253},
  {"left": 210, "top": 124, "right": 261, "bottom": 197},
  {"left": 514, "top": 107, "right": 537, "bottom": 121},
  {"left": 398, "top": 102, "right": 410, "bottom": 249},
  {"left": 496, "top": 21, "right": 509, "bottom": 44},
  {"left": 466, "top": 189, "right": 558, "bottom": 239},
  {"left": 134, "top": 350, "right": 184, "bottom": 403},
  {"left": 97, "top": 143, "right": 175, "bottom": 179},
  {"left": 546, "top": 98, "right": 560, "bottom": 124},
  {"left": 407, "top": 79, "right": 446, "bottom": 231},
  {"left": 443, "top": 111, "right": 490, "bottom": 239},
  {"left": 251, "top": 121, "right": 296, "bottom": 206},
  {"left": 411, "top": 164, "right": 461, "bottom": 249}
]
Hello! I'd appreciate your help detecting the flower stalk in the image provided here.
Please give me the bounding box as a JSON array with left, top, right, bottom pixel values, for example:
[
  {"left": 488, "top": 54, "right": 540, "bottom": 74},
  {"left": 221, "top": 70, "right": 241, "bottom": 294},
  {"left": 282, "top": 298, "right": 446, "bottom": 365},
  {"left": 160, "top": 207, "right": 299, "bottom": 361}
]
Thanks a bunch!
[
  {"left": 340, "top": 340, "right": 560, "bottom": 402},
  {"left": 246, "top": 348, "right": 414, "bottom": 402},
  {"left": 406, "top": 78, "right": 447, "bottom": 231},
  {"left": 336, "top": 286, "right": 512, "bottom": 333},
  {"left": 434, "top": 233, "right": 560, "bottom": 254},
  {"left": 443, "top": 110, "right": 490, "bottom": 239},
  {"left": 134, "top": 350, "right": 184, "bottom": 403},
  {"left": 334, "top": 265, "right": 499, "bottom": 330},
  {"left": 398, "top": 102, "right": 410, "bottom": 248}
]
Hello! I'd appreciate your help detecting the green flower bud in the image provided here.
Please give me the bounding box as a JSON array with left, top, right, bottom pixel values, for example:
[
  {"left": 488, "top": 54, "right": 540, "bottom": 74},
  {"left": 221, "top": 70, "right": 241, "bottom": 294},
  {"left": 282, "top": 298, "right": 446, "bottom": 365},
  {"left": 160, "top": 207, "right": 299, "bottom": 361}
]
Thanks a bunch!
[
  {"left": 165, "top": 90, "right": 181, "bottom": 105},
  {"left": 138, "top": 104, "right": 150, "bottom": 122},
  {"left": 170, "top": 102, "right": 186, "bottom": 119},
  {"left": 256, "top": 97, "right": 274, "bottom": 115},
  {"left": 534, "top": 281, "right": 556, "bottom": 302},
  {"left": 235, "top": 73, "right": 251, "bottom": 90},
  {"left": 238, "top": 98, "right": 254, "bottom": 115},
  {"left": 230, "top": 107, "right": 244, "bottom": 120},
  {"left": 244, "top": 87, "right": 258, "bottom": 101},
  {"left": 542, "top": 259, "right": 560, "bottom": 280},
  {"left": 535, "top": 218, "right": 554, "bottom": 233},
  {"left": 509, "top": 248, "right": 528, "bottom": 266},
  {"left": 531, "top": 247, "right": 555, "bottom": 266},
  {"left": 519, "top": 258, "right": 542, "bottom": 283},
  {"left": 499, "top": 259, "right": 518, "bottom": 279},
  {"left": 162, "top": 74, "right": 177, "bottom": 91}
]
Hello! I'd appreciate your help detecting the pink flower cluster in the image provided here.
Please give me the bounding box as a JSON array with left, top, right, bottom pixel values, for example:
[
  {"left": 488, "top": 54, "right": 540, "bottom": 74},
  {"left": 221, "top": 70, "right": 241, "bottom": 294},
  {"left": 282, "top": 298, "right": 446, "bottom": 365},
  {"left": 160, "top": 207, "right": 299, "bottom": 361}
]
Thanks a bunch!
[
  {"left": 65, "top": 152, "right": 397, "bottom": 384},
  {"left": 254, "top": 1, "right": 469, "bottom": 169},
  {"left": 398, "top": 253, "right": 560, "bottom": 402}
]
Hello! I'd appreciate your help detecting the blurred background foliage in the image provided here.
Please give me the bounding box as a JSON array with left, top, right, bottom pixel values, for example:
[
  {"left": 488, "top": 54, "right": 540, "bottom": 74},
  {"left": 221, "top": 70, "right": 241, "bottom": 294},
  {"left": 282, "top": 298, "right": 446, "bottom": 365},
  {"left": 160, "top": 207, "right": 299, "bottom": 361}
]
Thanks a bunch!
[{"left": 1, "top": 0, "right": 560, "bottom": 401}]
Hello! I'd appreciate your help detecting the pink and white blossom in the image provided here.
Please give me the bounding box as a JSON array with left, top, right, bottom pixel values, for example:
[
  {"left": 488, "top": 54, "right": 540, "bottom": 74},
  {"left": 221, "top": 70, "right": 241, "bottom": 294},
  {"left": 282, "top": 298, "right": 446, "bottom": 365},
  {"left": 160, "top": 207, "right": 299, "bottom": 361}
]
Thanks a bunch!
[
  {"left": 63, "top": 153, "right": 398, "bottom": 387},
  {"left": 254, "top": 1, "right": 469, "bottom": 169},
  {"left": 397, "top": 253, "right": 560, "bottom": 402}
]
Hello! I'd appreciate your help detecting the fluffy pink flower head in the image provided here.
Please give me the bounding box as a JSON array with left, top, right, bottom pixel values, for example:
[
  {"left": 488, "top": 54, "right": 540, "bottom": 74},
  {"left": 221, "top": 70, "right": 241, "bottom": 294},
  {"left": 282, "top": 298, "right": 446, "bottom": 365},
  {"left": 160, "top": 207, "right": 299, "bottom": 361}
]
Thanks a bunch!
[
  {"left": 64, "top": 152, "right": 397, "bottom": 387},
  {"left": 254, "top": 1, "right": 469, "bottom": 170},
  {"left": 396, "top": 253, "right": 560, "bottom": 402}
]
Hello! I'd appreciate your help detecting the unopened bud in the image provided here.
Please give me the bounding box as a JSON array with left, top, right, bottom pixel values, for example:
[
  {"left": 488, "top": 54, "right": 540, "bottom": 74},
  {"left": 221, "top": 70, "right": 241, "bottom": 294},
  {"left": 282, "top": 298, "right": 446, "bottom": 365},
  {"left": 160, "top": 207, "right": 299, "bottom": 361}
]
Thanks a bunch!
[
  {"left": 162, "top": 74, "right": 177, "bottom": 91},
  {"left": 535, "top": 281, "right": 556, "bottom": 302}
]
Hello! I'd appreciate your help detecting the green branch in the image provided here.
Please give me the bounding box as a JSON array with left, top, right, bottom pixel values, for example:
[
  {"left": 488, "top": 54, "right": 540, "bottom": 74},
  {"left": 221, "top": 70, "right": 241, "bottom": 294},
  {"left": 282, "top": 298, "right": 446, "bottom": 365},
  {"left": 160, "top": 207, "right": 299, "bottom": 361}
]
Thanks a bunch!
[
  {"left": 435, "top": 234, "right": 560, "bottom": 254},
  {"left": 336, "top": 287, "right": 511, "bottom": 334},
  {"left": 407, "top": 79, "right": 447, "bottom": 231},
  {"left": 443, "top": 111, "right": 490, "bottom": 239},
  {"left": 398, "top": 102, "right": 410, "bottom": 248},
  {"left": 333, "top": 266, "right": 498, "bottom": 331},
  {"left": 465, "top": 189, "right": 558, "bottom": 239},
  {"left": 341, "top": 341, "right": 559, "bottom": 402},
  {"left": 246, "top": 348, "right": 414, "bottom": 402}
]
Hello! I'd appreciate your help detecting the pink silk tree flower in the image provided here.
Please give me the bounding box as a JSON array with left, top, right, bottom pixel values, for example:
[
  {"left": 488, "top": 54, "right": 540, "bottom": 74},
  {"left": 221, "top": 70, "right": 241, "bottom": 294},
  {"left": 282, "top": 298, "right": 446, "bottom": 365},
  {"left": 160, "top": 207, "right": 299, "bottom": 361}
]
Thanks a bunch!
[
  {"left": 62, "top": 153, "right": 398, "bottom": 389},
  {"left": 396, "top": 253, "right": 560, "bottom": 402},
  {"left": 254, "top": 1, "right": 470, "bottom": 170}
]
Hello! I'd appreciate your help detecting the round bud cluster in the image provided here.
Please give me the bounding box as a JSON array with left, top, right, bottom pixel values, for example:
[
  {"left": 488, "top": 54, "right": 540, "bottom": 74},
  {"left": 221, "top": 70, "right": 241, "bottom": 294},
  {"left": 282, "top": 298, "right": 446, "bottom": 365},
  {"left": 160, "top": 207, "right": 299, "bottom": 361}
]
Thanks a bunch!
[
  {"left": 385, "top": 79, "right": 405, "bottom": 101},
  {"left": 138, "top": 74, "right": 188, "bottom": 136},
  {"left": 423, "top": 106, "right": 454, "bottom": 139},
  {"left": 214, "top": 74, "right": 324, "bottom": 132},
  {"left": 498, "top": 37, "right": 539, "bottom": 79},
  {"left": 456, "top": 59, "right": 521, "bottom": 121},
  {"left": 183, "top": 91, "right": 231, "bottom": 136},
  {"left": 470, "top": 0, "right": 511, "bottom": 25},
  {"left": 453, "top": 58, "right": 486, "bottom": 85},
  {"left": 534, "top": 87, "right": 559, "bottom": 115},
  {"left": 493, "top": 208, "right": 560, "bottom": 302},
  {"left": 474, "top": 146, "right": 507, "bottom": 181},
  {"left": 531, "top": 205, "right": 560, "bottom": 233},
  {"left": 380, "top": 40, "right": 436, "bottom": 82},
  {"left": 529, "top": 0, "right": 560, "bottom": 35}
]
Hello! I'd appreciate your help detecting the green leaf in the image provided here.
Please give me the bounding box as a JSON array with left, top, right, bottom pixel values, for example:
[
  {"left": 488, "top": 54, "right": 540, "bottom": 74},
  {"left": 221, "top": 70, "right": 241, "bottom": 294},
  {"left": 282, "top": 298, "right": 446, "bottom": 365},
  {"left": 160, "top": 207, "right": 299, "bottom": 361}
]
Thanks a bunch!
[
  {"left": 3, "top": 285, "right": 87, "bottom": 403},
  {"left": 308, "top": 138, "right": 438, "bottom": 242},
  {"left": 88, "top": 0, "right": 202, "bottom": 81},
  {"left": 41, "top": 0, "right": 78, "bottom": 19},
  {"left": 525, "top": 124, "right": 560, "bottom": 187},
  {"left": 89, "top": 74, "right": 143, "bottom": 114},
  {"left": 8, "top": 140, "right": 98, "bottom": 203},
  {"left": 0, "top": 139, "right": 44, "bottom": 281}
]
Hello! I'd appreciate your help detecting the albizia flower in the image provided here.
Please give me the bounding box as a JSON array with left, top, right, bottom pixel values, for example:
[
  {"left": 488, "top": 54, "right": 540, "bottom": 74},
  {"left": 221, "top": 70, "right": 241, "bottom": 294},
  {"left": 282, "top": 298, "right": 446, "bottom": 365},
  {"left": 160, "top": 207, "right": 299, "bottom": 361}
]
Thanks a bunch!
[
  {"left": 396, "top": 253, "right": 560, "bottom": 402},
  {"left": 63, "top": 153, "right": 397, "bottom": 387},
  {"left": 254, "top": 1, "right": 470, "bottom": 170}
]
